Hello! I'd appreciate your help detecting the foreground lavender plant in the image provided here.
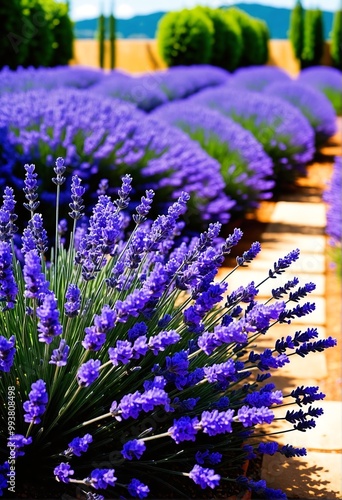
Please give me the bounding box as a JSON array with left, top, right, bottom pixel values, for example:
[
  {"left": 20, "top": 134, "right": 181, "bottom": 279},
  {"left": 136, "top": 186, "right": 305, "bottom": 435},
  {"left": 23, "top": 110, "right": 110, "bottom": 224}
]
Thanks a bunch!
[
  {"left": 298, "top": 66, "right": 342, "bottom": 115},
  {"left": 0, "top": 160, "right": 336, "bottom": 498}
]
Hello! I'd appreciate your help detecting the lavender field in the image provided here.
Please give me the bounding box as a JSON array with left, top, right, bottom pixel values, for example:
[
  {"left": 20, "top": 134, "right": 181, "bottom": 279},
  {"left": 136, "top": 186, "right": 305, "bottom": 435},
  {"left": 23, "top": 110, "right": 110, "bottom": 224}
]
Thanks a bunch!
[{"left": 0, "top": 62, "right": 341, "bottom": 499}]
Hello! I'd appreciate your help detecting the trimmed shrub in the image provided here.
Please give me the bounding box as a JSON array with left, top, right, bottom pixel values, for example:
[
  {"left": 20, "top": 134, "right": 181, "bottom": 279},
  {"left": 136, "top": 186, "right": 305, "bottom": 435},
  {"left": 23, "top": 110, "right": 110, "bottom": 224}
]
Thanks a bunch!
[
  {"left": 199, "top": 7, "right": 243, "bottom": 71},
  {"left": 254, "top": 18, "right": 270, "bottom": 65},
  {"left": 301, "top": 9, "right": 324, "bottom": 68},
  {"left": 330, "top": 10, "right": 342, "bottom": 70},
  {"left": 190, "top": 87, "right": 315, "bottom": 183},
  {"left": 0, "top": 0, "right": 28, "bottom": 68},
  {"left": 226, "top": 8, "right": 265, "bottom": 67},
  {"left": 20, "top": 0, "right": 54, "bottom": 67},
  {"left": 152, "top": 101, "right": 274, "bottom": 212},
  {"left": 44, "top": 0, "right": 74, "bottom": 67},
  {"left": 0, "top": 66, "right": 106, "bottom": 93},
  {"left": 229, "top": 66, "right": 292, "bottom": 92},
  {"left": 266, "top": 81, "right": 337, "bottom": 145},
  {"left": 298, "top": 66, "right": 342, "bottom": 115},
  {"left": 289, "top": 0, "right": 304, "bottom": 62},
  {"left": 0, "top": 89, "right": 233, "bottom": 230},
  {"left": 156, "top": 8, "right": 214, "bottom": 67}
]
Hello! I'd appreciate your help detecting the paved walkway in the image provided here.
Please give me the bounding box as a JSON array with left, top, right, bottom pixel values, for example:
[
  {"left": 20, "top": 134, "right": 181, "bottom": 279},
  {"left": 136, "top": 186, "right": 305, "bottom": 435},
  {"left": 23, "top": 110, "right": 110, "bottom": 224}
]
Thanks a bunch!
[{"left": 218, "top": 122, "right": 342, "bottom": 499}]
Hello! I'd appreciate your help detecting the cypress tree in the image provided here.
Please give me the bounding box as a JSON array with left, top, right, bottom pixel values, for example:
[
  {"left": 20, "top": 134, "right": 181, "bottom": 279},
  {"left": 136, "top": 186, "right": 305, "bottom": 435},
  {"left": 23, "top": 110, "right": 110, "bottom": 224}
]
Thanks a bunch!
[
  {"left": 331, "top": 9, "right": 342, "bottom": 69},
  {"left": 289, "top": 0, "right": 304, "bottom": 61},
  {"left": 109, "top": 3, "right": 116, "bottom": 70},
  {"left": 98, "top": 11, "right": 105, "bottom": 69},
  {"left": 302, "top": 8, "right": 324, "bottom": 68}
]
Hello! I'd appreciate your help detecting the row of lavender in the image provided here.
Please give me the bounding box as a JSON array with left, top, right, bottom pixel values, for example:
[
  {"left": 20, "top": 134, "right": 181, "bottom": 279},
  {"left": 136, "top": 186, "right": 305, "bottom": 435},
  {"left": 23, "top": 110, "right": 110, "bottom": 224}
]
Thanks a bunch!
[{"left": 0, "top": 64, "right": 340, "bottom": 235}]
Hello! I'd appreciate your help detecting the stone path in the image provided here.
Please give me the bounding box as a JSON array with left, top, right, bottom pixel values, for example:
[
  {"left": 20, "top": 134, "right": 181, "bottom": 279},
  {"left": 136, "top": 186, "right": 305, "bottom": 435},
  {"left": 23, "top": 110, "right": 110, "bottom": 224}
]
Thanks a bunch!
[{"left": 218, "top": 122, "right": 342, "bottom": 499}]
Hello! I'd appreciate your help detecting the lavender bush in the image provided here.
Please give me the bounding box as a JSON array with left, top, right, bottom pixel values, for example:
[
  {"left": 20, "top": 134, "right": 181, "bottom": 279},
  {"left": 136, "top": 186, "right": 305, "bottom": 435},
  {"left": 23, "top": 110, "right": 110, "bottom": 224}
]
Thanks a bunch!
[
  {"left": 0, "top": 159, "right": 336, "bottom": 498},
  {"left": 0, "top": 66, "right": 105, "bottom": 94},
  {"left": 190, "top": 87, "right": 315, "bottom": 183},
  {"left": 90, "top": 65, "right": 229, "bottom": 111},
  {"left": 0, "top": 88, "right": 232, "bottom": 230},
  {"left": 229, "top": 66, "right": 292, "bottom": 92},
  {"left": 266, "top": 81, "right": 337, "bottom": 145},
  {"left": 151, "top": 101, "right": 274, "bottom": 212},
  {"left": 297, "top": 66, "right": 342, "bottom": 115},
  {"left": 323, "top": 156, "right": 342, "bottom": 277}
]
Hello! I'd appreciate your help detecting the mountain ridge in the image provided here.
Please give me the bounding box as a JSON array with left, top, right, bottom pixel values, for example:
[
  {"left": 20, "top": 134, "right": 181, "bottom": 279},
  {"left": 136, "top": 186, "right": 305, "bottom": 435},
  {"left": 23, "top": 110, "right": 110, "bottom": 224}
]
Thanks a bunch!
[{"left": 74, "top": 3, "right": 334, "bottom": 40}]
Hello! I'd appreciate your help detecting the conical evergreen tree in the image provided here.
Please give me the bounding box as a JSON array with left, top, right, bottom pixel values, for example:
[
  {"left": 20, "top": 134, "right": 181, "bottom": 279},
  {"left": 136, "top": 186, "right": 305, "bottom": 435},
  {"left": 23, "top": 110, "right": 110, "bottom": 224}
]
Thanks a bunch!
[
  {"left": 109, "top": 3, "right": 116, "bottom": 70},
  {"left": 98, "top": 11, "right": 106, "bottom": 69},
  {"left": 288, "top": 0, "right": 304, "bottom": 61},
  {"left": 331, "top": 9, "right": 342, "bottom": 69}
]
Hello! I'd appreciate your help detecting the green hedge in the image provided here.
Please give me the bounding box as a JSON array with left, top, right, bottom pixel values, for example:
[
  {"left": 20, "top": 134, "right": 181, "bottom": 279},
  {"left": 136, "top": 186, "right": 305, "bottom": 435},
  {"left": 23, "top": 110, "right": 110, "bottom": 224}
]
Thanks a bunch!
[
  {"left": 289, "top": 0, "right": 304, "bottom": 61},
  {"left": 302, "top": 9, "right": 324, "bottom": 68},
  {"left": 0, "top": 0, "right": 73, "bottom": 69},
  {"left": 157, "top": 8, "right": 214, "bottom": 66},
  {"left": 227, "top": 8, "right": 268, "bottom": 67},
  {"left": 199, "top": 7, "right": 243, "bottom": 71}
]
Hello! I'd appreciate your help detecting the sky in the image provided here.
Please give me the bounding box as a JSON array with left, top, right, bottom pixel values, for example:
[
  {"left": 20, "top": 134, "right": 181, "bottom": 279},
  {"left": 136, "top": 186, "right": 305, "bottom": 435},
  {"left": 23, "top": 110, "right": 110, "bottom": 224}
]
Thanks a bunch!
[{"left": 70, "top": 0, "right": 342, "bottom": 21}]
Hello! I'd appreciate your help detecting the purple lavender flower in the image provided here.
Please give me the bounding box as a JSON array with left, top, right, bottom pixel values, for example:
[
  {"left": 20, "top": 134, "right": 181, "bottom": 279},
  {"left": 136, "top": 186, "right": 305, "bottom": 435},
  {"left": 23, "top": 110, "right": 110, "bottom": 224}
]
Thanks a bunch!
[
  {"left": 54, "top": 462, "right": 74, "bottom": 484},
  {"left": 37, "top": 293, "right": 63, "bottom": 344},
  {"left": 86, "top": 468, "right": 117, "bottom": 490},
  {"left": 49, "top": 339, "right": 70, "bottom": 367},
  {"left": 53, "top": 157, "right": 66, "bottom": 186},
  {"left": 168, "top": 416, "right": 199, "bottom": 444},
  {"left": 152, "top": 101, "right": 274, "bottom": 212},
  {"left": 121, "top": 439, "right": 146, "bottom": 460},
  {"left": 189, "top": 464, "right": 221, "bottom": 489},
  {"left": 128, "top": 478, "right": 150, "bottom": 499},
  {"left": 203, "top": 359, "right": 237, "bottom": 384},
  {"left": 236, "top": 242, "right": 261, "bottom": 266},
  {"left": 23, "top": 249, "right": 50, "bottom": 300},
  {"left": 200, "top": 409, "right": 235, "bottom": 436},
  {"left": 23, "top": 163, "right": 40, "bottom": 213},
  {"left": 7, "top": 435, "right": 32, "bottom": 457},
  {"left": 237, "top": 477, "right": 287, "bottom": 499},
  {"left": 69, "top": 175, "right": 85, "bottom": 220},
  {"left": 148, "top": 330, "right": 181, "bottom": 355},
  {"left": 190, "top": 86, "right": 315, "bottom": 181},
  {"left": 64, "top": 284, "right": 81, "bottom": 317},
  {"left": 0, "top": 187, "right": 17, "bottom": 241},
  {"left": 23, "top": 379, "right": 48, "bottom": 424},
  {"left": 127, "top": 322, "right": 148, "bottom": 342},
  {"left": 77, "top": 359, "right": 101, "bottom": 387},
  {"left": 290, "top": 385, "right": 325, "bottom": 406},
  {"left": 0, "top": 335, "right": 16, "bottom": 372},
  {"left": 279, "top": 444, "right": 307, "bottom": 457},
  {"left": 133, "top": 189, "right": 155, "bottom": 224},
  {"left": 266, "top": 80, "right": 337, "bottom": 145},
  {"left": 0, "top": 462, "right": 9, "bottom": 496},
  {"left": 245, "top": 388, "right": 283, "bottom": 408},
  {"left": 67, "top": 433, "right": 93, "bottom": 457},
  {"left": 237, "top": 406, "right": 274, "bottom": 427},
  {"left": 109, "top": 340, "right": 133, "bottom": 366},
  {"left": 0, "top": 241, "right": 18, "bottom": 309},
  {"left": 257, "top": 442, "right": 278, "bottom": 455}
]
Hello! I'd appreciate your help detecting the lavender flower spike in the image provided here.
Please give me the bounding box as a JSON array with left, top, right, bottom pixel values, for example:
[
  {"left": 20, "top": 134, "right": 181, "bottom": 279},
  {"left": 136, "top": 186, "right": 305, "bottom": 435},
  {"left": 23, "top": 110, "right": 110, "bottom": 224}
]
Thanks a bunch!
[
  {"left": 23, "top": 379, "right": 48, "bottom": 424},
  {"left": 37, "top": 293, "right": 63, "bottom": 344}
]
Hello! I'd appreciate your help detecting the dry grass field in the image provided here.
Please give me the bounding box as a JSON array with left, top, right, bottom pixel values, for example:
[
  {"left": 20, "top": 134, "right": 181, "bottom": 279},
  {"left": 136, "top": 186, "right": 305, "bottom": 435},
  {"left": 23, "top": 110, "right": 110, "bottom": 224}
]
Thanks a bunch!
[{"left": 71, "top": 39, "right": 333, "bottom": 75}]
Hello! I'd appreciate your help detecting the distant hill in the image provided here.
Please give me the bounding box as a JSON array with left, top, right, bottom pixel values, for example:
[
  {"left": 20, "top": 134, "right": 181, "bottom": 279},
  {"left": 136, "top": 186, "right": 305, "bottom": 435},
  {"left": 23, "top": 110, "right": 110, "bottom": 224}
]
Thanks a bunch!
[{"left": 74, "top": 4, "right": 334, "bottom": 40}]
